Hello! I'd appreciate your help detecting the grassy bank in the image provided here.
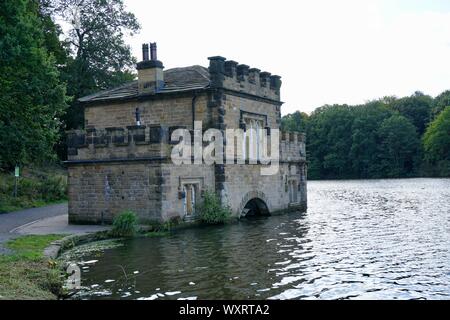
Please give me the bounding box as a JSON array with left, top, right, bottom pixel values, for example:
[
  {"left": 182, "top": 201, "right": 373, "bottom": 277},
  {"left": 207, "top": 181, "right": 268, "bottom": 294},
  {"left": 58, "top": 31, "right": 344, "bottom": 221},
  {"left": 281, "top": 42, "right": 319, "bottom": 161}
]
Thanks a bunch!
[
  {"left": 0, "top": 166, "right": 67, "bottom": 214},
  {"left": 0, "top": 235, "right": 66, "bottom": 300}
]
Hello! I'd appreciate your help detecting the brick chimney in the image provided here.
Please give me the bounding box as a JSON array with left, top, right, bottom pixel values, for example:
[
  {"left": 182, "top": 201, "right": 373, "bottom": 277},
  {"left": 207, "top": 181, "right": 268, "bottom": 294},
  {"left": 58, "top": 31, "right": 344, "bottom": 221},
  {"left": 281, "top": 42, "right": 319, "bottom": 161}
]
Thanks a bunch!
[{"left": 137, "top": 42, "right": 164, "bottom": 94}]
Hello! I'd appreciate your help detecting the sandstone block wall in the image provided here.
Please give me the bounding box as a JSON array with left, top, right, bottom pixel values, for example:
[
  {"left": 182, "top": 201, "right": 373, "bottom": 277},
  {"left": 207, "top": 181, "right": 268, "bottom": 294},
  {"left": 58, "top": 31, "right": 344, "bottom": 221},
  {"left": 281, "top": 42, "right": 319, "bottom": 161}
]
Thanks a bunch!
[
  {"left": 84, "top": 94, "right": 210, "bottom": 130},
  {"left": 223, "top": 162, "right": 307, "bottom": 217},
  {"left": 68, "top": 162, "right": 163, "bottom": 224},
  {"left": 160, "top": 163, "right": 215, "bottom": 221}
]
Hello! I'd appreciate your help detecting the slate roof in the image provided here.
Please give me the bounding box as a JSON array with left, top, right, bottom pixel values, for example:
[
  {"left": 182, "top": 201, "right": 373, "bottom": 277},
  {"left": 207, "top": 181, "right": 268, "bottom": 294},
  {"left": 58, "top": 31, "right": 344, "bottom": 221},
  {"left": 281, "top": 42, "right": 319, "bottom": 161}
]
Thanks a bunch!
[{"left": 78, "top": 65, "right": 210, "bottom": 103}]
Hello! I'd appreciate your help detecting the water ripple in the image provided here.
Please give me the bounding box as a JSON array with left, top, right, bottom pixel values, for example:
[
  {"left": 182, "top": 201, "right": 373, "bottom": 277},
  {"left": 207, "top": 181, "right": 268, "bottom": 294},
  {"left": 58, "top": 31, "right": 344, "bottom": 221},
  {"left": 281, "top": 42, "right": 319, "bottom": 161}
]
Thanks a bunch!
[{"left": 72, "top": 178, "right": 450, "bottom": 300}]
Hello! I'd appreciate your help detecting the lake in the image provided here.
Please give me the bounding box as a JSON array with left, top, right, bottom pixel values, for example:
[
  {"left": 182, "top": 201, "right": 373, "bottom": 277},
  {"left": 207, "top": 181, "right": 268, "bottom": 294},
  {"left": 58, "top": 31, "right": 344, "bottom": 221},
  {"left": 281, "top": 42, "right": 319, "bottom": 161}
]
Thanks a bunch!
[{"left": 71, "top": 178, "right": 450, "bottom": 300}]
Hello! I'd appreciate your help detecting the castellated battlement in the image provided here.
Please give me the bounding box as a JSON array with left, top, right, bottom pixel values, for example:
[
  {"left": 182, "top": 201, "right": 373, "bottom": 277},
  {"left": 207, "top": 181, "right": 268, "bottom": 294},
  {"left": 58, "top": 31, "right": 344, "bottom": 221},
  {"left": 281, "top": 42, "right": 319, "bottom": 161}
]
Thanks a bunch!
[
  {"left": 208, "top": 56, "right": 282, "bottom": 101},
  {"left": 66, "top": 125, "right": 305, "bottom": 164},
  {"left": 66, "top": 125, "right": 171, "bottom": 162},
  {"left": 280, "top": 131, "right": 306, "bottom": 162}
]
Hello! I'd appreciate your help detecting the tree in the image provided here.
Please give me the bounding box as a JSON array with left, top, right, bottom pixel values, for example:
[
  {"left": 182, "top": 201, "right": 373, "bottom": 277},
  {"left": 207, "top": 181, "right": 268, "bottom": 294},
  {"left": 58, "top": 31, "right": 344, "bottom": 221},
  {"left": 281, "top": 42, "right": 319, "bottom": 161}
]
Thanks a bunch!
[
  {"left": 389, "top": 91, "right": 433, "bottom": 135},
  {"left": 349, "top": 101, "right": 393, "bottom": 178},
  {"left": 46, "top": 0, "right": 141, "bottom": 129},
  {"left": 432, "top": 90, "right": 450, "bottom": 120},
  {"left": 423, "top": 107, "right": 450, "bottom": 176},
  {"left": 281, "top": 111, "right": 309, "bottom": 132},
  {"left": 307, "top": 105, "right": 354, "bottom": 179},
  {"left": 0, "top": 0, "right": 67, "bottom": 170},
  {"left": 377, "top": 115, "right": 420, "bottom": 178},
  {"left": 38, "top": 0, "right": 68, "bottom": 67}
]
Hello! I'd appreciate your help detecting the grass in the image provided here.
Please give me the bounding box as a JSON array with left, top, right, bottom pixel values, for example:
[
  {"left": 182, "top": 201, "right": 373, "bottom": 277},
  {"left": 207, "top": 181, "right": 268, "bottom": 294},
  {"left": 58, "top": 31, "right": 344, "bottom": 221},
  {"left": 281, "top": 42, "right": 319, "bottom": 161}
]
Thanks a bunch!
[
  {"left": 0, "top": 165, "right": 67, "bottom": 214},
  {"left": 6, "top": 235, "right": 66, "bottom": 260},
  {"left": 0, "top": 235, "right": 66, "bottom": 300}
]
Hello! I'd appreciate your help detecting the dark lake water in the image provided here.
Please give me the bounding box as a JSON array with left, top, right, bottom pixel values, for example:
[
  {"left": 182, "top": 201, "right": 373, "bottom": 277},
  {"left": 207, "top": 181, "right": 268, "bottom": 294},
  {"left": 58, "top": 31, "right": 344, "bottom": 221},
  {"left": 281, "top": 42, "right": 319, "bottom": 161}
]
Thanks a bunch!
[{"left": 71, "top": 178, "right": 450, "bottom": 300}]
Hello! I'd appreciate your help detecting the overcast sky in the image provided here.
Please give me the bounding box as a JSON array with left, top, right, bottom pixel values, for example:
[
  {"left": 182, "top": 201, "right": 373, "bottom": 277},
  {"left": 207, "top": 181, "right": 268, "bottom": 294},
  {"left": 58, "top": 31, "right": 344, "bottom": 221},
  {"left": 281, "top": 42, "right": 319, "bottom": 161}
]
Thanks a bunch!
[{"left": 123, "top": 0, "right": 450, "bottom": 115}]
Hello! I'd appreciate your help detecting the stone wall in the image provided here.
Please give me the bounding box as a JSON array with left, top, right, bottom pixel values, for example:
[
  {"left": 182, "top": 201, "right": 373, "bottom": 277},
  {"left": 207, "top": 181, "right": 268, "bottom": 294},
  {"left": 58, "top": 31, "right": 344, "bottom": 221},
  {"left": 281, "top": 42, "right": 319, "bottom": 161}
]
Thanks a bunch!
[
  {"left": 222, "top": 164, "right": 285, "bottom": 215},
  {"left": 208, "top": 56, "right": 282, "bottom": 101},
  {"left": 68, "top": 162, "right": 163, "bottom": 224},
  {"left": 222, "top": 93, "right": 280, "bottom": 130},
  {"left": 67, "top": 125, "right": 170, "bottom": 161},
  {"left": 280, "top": 132, "right": 306, "bottom": 163},
  {"left": 222, "top": 162, "right": 306, "bottom": 216},
  {"left": 84, "top": 94, "right": 210, "bottom": 130},
  {"left": 160, "top": 163, "right": 215, "bottom": 221}
]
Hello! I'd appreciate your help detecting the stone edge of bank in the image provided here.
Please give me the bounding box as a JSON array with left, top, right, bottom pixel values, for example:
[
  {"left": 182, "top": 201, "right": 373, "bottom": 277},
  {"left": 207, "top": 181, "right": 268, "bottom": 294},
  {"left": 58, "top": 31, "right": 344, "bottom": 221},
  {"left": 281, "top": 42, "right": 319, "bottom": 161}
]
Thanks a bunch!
[{"left": 43, "top": 206, "right": 307, "bottom": 259}]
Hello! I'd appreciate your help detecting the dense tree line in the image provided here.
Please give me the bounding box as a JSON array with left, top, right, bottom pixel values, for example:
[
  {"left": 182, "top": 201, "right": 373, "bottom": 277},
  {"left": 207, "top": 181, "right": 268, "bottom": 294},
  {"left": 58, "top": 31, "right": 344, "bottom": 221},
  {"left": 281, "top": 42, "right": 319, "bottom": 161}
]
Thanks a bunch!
[
  {"left": 1, "top": 0, "right": 448, "bottom": 181},
  {"left": 0, "top": 0, "right": 140, "bottom": 170},
  {"left": 282, "top": 91, "right": 450, "bottom": 179}
]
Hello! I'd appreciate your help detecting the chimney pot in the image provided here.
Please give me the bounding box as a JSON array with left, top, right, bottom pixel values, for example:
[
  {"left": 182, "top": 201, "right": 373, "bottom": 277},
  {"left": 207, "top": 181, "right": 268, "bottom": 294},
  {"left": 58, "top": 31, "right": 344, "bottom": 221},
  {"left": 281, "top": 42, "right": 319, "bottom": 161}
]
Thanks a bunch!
[
  {"left": 137, "top": 41, "right": 164, "bottom": 95},
  {"left": 150, "top": 42, "right": 157, "bottom": 61},
  {"left": 142, "top": 44, "right": 149, "bottom": 61}
]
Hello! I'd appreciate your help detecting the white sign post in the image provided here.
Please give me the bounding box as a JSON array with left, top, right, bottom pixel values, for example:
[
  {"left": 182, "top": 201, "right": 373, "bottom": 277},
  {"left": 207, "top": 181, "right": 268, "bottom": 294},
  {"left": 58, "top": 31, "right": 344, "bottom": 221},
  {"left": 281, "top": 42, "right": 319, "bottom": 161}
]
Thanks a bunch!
[{"left": 13, "top": 165, "right": 19, "bottom": 197}]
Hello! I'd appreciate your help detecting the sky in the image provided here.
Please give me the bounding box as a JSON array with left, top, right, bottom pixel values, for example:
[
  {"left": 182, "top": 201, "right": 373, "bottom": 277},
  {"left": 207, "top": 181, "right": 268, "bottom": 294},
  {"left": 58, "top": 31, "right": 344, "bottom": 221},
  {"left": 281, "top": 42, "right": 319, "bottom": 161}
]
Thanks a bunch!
[{"left": 123, "top": 0, "right": 450, "bottom": 115}]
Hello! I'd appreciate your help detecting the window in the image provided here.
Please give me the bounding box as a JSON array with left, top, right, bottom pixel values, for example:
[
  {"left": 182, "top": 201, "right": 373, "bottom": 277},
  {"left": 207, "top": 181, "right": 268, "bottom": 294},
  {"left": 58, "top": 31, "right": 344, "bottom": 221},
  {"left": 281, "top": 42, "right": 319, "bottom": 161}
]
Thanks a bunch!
[
  {"left": 243, "top": 117, "right": 265, "bottom": 162},
  {"left": 183, "top": 184, "right": 197, "bottom": 217}
]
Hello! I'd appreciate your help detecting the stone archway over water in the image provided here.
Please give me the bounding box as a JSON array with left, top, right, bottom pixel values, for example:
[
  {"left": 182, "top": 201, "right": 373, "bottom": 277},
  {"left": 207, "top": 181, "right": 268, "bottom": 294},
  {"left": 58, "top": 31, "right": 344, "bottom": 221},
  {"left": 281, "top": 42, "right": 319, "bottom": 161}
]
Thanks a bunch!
[{"left": 238, "top": 191, "right": 271, "bottom": 217}]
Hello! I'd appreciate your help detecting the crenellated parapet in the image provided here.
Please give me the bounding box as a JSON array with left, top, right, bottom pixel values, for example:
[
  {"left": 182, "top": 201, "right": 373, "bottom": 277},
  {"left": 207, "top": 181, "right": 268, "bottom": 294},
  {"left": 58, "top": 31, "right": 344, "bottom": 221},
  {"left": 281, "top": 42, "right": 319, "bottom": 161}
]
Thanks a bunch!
[
  {"left": 66, "top": 125, "right": 171, "bottom": 162},
  {"left": 208, "top": 56, "right": 282, "bottom": 101},
  {"left": 280, "top": 131, "right": 306, "bottom": 163},
  {"left": 66, "top": 126, "right": 305, "bottom": 164}
]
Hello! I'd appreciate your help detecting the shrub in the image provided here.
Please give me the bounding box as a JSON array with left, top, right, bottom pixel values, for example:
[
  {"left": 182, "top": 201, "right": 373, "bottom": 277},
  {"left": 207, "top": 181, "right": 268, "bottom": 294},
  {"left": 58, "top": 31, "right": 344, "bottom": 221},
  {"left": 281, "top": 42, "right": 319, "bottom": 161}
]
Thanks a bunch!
[
  {"left": 39, "top": 176, "right": 67, "bottom": 202},
  {"left": 197, "top": 190, "right": 231, "bottom": 225},
  {"left": 0, "top": 167, "right": 68, "bottom": 213},
  {"left": 111, "top": 211, "right": 138, "bottom": 238}
]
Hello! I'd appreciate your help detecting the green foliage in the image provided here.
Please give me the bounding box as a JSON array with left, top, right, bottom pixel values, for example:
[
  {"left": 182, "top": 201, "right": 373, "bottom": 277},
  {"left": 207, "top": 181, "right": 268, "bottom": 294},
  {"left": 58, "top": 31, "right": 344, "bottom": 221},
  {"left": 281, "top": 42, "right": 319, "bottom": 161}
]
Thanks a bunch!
[
  {"left": 38, "top": 0, "right": 68, "bottom": 66},
  {"left": 377, "top": 115, "right": 420, "bottom": 178},
  {"left": 423, "top": 107, "right": 450, "bottom": 176},
  {"left": 281, "top": 111, "right": 309, "bottom": 132},
  {"left": 46, "top": 0, "right": 141, "bottom": 130},
  {"left": 388, "top": 91, "right": 433, "bottom": 135},
  {"left": 432, "top": 90, "right": 450, "bottom": 120},
  {"left": 349, "top": 101, "right": 393, "bottom": 178},
  {"left": 285, "top": 95, "right": 431, "bottom": 180},
  {"left": 0, "top": 234, "right": 66, "bottom": 299},
  {"left": 0, "top": 167, "right": 67, "bottom": 213},
  {"left": 111, "top": 210, "right": 138, "bottom": 238},
  {"left": 306, "top": 104, "right": 356, "bottom": 179},
  {"left": 6, "top": 234, "right": 65, "bottom": 260},
  {"left": 283, "top": 89, "right": 450, "bottom": 179},
  {"left": 0, "top": 0, "right": 67, "bottom": 170},
  {"left": 197, "top": 191, "right": 231, "bottom": 225}
]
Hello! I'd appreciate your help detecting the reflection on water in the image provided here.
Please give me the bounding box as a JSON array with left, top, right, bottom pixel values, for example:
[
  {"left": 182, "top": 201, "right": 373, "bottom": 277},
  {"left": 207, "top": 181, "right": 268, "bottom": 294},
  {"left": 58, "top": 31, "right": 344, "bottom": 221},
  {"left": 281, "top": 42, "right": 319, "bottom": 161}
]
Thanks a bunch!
[{"left": 72, "top": 178, "right": 450, "bottom": 300}]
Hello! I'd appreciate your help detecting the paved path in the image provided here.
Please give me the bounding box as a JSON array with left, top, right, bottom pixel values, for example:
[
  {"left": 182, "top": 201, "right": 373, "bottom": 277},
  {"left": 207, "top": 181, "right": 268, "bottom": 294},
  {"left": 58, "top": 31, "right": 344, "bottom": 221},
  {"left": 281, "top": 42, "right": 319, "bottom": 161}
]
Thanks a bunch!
[
  {"left": 0, "top": 203, "right": 109, "bottom": 254},
  {"left": 13, "top": 214, "right": 109, "bottom": 236}
]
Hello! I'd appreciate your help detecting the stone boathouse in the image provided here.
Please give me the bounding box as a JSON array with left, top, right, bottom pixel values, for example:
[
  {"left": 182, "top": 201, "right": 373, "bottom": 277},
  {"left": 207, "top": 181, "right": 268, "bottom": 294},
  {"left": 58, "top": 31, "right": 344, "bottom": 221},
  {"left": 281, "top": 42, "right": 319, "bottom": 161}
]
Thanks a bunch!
[{"left": 66, "top": 43, "right": 307, "bottom": 224}]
